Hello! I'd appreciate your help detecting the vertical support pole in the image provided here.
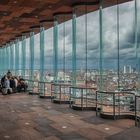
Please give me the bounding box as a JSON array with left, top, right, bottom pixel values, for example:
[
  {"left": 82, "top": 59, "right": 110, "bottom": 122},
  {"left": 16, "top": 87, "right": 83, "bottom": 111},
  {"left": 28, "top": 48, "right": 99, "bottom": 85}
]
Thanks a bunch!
[
  {"left": 12, "top": 42, "right": 16, "bottom": 75},
  {"left": 6, "top": 45, "right": 8, "bottom": 73},
  {"left": 117, "top": 0, "right": 120, "bottom": 90},
  {"left": 22, "top": 35, "right": 26, "bottom": 78},
  {"left": 6, "top": 44, "right": 10, "bottom": 71},
  {"left": 15, "top": 39, "right": 19, "bottom": 75},
  {"left": 30, "top": 31, "right": 35, "bottom": 81},
  {"left": 1, "top": 47, "right": 4, "bottom": 74},
  {"left": 99, "top": 0, "right": 103, "bottom": 91},
  {"left": 63, "top": 15, "right": 66, "bottom": 83},
  {"left": 40, "top": 26, "right": 45, "bottom": 95},
  {"left": 3, "top": 47, "right": 6, "bottom": 73},
  {"left": 99, "top": 0, "right": 103, "bottom": 113},
  {"left": 2, "top": 46, "right": 5, "bottom": 74},
  {"left": 72, "top": 11, "right": 77, "bottom": 87},
  {"left": 40, "top": 26, "right": 45, "bottom": 82},
  {"left": 72, "top": 10, "right": 77, "bottom": 99},
  {"left": 53, "top": 17, "right": 58, "bottom": 83},
  {"left": 10, "top": 42, "right": 14, "bottom": 73},
  {"left": 117, "top": 0, "right": 120, "bottom": 116},
  {"left": 0, "top": 49, "right": 1, "bottom": 75},
  {"left": 134, "top": 0, "right": 139, "bottom": 95}
]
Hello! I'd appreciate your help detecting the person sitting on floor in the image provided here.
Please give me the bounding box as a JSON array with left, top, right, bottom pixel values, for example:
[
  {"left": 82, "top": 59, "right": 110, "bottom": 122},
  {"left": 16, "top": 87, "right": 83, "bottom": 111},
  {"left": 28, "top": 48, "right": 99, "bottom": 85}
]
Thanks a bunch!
[
  {"left": 1, "top": 75, "right": 6, "bottom": 88},
  {"left": 10, "top": 77, "right": 16, "bottom": 93},
  {"left": 17, "top": 77, "right": 28, "bottom": 92},
  {"left": 7, "top": 70, "right": 12, "bottom": 79},
  {"left": 2, "top": 76, "right": 13, "bottom": 95}
]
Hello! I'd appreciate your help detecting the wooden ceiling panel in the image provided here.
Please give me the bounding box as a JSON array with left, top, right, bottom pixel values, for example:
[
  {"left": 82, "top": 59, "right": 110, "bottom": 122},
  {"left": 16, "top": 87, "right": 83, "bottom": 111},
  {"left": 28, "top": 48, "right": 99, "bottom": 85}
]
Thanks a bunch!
[
  {"left": 0, "top": 24, "right": 5, "bottom": 28},
  {"left": 40, "top": 9, "right": 52, "bottom": 16},
  {"left": 54, "top": 5, "right": 72, "bottom": 13},
  {"left": 20, "top": 17, "right": 39, "bottom": 23},
  {"left": 0, "top": 0, "right": 131, "bottom": 46},
  {"left": 0, "top": 0, "right": 10, "bottom": 5},
  {"left": 0, "top": 5, "right": 11, "bottom": 11}
]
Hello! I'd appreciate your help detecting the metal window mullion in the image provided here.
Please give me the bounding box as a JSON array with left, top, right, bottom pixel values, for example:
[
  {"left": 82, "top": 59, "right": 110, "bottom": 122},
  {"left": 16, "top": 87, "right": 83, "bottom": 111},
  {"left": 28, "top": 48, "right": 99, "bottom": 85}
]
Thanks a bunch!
[
  {"left": 3, "top": 47, "right": 5, "bottom": 73},
  {"left": 9, "top": 43, "right": 14, "bottom": 72},
  {"left": 7, "top": 44, "right": 10, "bottom": 71},
  {"left": 0, "top": 49, "right": 1, "bottom": 74},
  {"left": 1, "top": 48, "right": 4, "bottom": 73},
  {"left": 22, "top": 35, "right": 26, "bottom": 78},
  {"left": 6, "top": 45, "right": 9, "bottom": 72},
  {"left": 40, "top": 27, "right": 45, "bottom": 82},
  {"left": 99, "top": 0, "right": 103, "bottom": 91},
  {"left": 72, "top": 12, "right": 77, "bottom": 86},
  {"left": 15, "top": 39, "right": 19, "bottom": 75},
  {"left": 99, "top": 0, "right": 103, "bottom": 113},
  {"left": 3, "top": 48, "right": 6, "bottom": 73},
  {"left": 30, "top": 32, "right": 35, "bottom": 81},
  {"left": 53, "top": 18, "right": 58, "bottom": 83},
  {"left": 134, "top": 0, "right": 139, "bottom": 95}
]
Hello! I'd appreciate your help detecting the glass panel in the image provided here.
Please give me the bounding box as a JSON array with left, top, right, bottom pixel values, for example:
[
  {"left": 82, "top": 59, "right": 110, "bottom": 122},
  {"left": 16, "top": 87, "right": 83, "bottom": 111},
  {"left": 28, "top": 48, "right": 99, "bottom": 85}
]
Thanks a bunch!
[
  {"left": 44, "top": 27, "right": 53, "bottom": 81},
  {"left": 19, "top": 41, "right": 22, "bottom": 76},
  {"left": 52, "top": 14, "right": 73, "bottom": 101},
  {"left": 21, "top": 36, "right": 26, "bottom": 78},
  {"left": 26, "top": 38, "right": 30, "bottom": 79},
  {"left": 102, "top": 1, "right": 118, "bottom": 92},
  {"left": 29, "top": 32, "right": 34, "bottom": 81},
  {"left": 34, "top": 33, "right": 40, "bottom": 81},
  {"left": 70, "top": 5, "right": 99, "bottom": 108},
  {"left": 15, "top": 39, "right": 19, "bottom": 76},
  {"left": 137, "top": 0, "right": 140, "bottom": 95},
  {"left": 40, "top": 27, "right": 45, "bottom": 82},
  {"left": 119, "top": 1, "right": 135, "bottom": 92}
]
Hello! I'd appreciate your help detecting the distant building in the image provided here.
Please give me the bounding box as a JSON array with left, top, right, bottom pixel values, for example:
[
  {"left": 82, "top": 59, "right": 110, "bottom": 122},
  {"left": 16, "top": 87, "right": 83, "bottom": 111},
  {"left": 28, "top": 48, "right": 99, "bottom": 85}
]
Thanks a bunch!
[{"left": 123, "top": 65, "right": 132, "bottom": 74}]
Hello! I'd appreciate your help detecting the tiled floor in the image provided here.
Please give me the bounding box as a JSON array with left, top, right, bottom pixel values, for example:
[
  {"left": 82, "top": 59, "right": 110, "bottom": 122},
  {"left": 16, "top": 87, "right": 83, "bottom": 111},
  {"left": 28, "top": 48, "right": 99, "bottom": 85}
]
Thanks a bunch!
[{"left": 0, "top": 93, "right": 139, "bottom": 140}]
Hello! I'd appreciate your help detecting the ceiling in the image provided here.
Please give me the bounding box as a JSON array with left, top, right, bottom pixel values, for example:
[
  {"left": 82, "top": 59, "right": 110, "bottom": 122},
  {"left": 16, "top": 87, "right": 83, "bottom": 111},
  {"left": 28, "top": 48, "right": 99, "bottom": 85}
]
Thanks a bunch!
[{"left": 0, "top": 0, "right": 132, "bottom": 46}]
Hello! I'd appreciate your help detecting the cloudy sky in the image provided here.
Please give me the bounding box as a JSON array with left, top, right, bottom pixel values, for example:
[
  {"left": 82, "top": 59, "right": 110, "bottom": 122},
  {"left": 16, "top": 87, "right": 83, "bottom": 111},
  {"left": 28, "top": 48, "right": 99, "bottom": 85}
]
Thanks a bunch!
[{"left": 20, "top": 0, "right": 139, "bottom": 71}]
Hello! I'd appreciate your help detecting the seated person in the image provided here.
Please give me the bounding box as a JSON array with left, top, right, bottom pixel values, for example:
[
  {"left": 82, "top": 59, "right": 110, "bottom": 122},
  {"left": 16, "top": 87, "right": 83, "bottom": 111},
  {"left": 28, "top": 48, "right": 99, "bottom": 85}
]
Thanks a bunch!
[
  {"left": 1, "top": 75, "right": 6, "bottom": 88},
  {"left": 17, "top": 77, "right": 28, "bottom": 92},
  {"left": 2, "top": 76, "right": 13, "bottom": 95},
  {"left": 10, "top": 77, "right": 16, "bottom": 93},
  {"left": 7, "top": 70, "right": 12, "bottom": 79}
]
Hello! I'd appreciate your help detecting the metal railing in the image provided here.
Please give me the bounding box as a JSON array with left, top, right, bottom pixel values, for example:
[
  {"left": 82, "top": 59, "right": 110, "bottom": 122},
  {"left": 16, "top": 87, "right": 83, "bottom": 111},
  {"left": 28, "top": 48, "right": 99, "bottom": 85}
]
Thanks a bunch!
[
  {"left": 69, "top": 85, "right": 96, "bottom": 110},
  {"left": 135, "top": 96, "right": 140, "bottom": 127},
  {"left": 96, "top": 91, "right": 135, "bottom": 119},
  {"left": 25, "top": 79, "right": 39, "bottom": 94},
  {"left": 51, "top": 83, "right": 72, "bottom": 102},
  {"left": 38, "top": 81, "right": 52, "bottom": 97}
]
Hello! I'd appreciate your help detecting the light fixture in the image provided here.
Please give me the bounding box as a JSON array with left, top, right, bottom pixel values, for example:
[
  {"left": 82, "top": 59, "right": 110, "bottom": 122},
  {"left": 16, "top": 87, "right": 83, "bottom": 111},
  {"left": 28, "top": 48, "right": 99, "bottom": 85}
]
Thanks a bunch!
[
  {"left": 14, "top": 1, "right": 17, "bottom": 4},
  {"left": 3, "top": 12, "right": 8, "bottom": 16},
  {"left": 47, "top": 106, "right": 51, "bottom": 109},
  {"left": 4, "top": 135, "right": 10, "bottom": 139},
  {"left": 105, "top": 127, "right": 110, "bottom": 130},
  {"left": 25, "top": 122, "right": 30, "bottom": 125},
  {"left": 62, "top": 126, "right": 67, "bottom": 129},
  {"left": 48, "top": 5, "right": 52, "bottom": 8}
]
